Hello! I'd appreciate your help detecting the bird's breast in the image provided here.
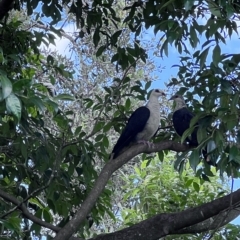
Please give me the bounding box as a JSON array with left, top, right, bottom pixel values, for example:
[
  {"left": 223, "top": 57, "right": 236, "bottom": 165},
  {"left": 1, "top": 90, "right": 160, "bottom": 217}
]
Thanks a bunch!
[{"left": 136, "top": 109, "right": 160, "bottom": 141}]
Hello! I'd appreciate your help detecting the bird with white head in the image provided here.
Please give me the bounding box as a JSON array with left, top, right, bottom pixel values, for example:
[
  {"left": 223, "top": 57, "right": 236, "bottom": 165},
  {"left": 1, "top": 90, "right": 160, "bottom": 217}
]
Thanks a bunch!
[{"left": 111, "top": 89, "right": 166, "bottom": 159}]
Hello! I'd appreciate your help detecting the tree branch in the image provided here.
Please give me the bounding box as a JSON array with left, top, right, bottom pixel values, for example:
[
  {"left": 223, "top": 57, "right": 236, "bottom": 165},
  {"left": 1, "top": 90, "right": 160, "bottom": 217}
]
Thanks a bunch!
[
  {"left": 0, "top": 0, "right": 14, "bottom": 20},
  {"left": 175, "top": 206, "right": 240, "bottom": 234},
  {"left": 0, "top": 189, "right": 60, "bottom": 232},
  {"left": 53, "top": 141, "right": 190, "bottom": 239},
  {"left": 87, "top": 190, "right": 240, "bottom": 240}
]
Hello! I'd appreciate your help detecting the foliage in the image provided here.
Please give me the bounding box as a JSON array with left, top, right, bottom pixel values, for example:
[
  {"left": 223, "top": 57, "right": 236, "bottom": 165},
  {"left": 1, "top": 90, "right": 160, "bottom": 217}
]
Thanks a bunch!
[
  {"left": 121, "top": 154, "right": 238, "bottom": 239},
  {"left": 0, "top": 0, "right": 240, "bottom": 239}
]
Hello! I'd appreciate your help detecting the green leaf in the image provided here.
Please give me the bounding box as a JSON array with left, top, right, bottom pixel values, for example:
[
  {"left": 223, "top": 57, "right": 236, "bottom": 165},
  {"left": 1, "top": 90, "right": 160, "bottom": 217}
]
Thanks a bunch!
[
  {"left": 212, "top": 44, "right": 221, "bottom": 66},
  {"left": 203, "top": 166, "right": 215, "bottom": 177},
  {"left": 112, "top": 30, "right": 122, "bottom": 44},
  {"left": 13, "top": 79, "right": 32, "bottom": 91},
  {"left": 197, "top": 126, "right": 207, "bottom": 144},
  {"left": 43, "top": 208, "right": 52, "bottom": 223},
  {"left": 229, "top": 145, "right": 239, "bottom": 162},
  {"left": 207, "top": 140, "right": 217, "bottom": 153},
  {"left": 192, "top": 181, "right": 200, "bottom": 192},
  {"left": 29, "top": 198, "right": 44, "bottom": 208},
  {"left": 190, "top": 26, "right": 198, "bottom": 48},
  {"left": 127, "top": 47, "right": 137, "bottom": 57},
  {"left": 161, "top": 40, "right": 168, "bottom": 57},
  {"left": 184, "top": 0, "right": 194, "bottom": 11},
  {"left": 93, "top": 28, "right": 100, "bottom": 47},
  {"left": 96, "top": 45, "right": 106, "bottom": 57},
  {"left": 134, "top": 166, "right": 141, "bottom": 176},
  {"left": 6, "top": 93, "right": 21, "bottom": 121},
  {"left": 75, "top": 126, "right": 82, "bottom": 136},
  {"left": 1, "top": 75, "right": 12, "bottom": 99},
  {"left": 158, "top": 151, "right": 164, "bottom": 162},
  {"left": 111, "top": 53, "right": 119, "bottom": 63},
  {"left": 174, "top": 152, "right": 188, "bottom": 171},
  {"left": 199, "top": 47, "right": 210, "bottom": 69},
  {"left": 93, "top": 121, "right": 105, "bottom": 132},
  {"left": 189, "top": 150, "right": 200, "bottom": 172},
  {"left": 193, "top": 50, "right": 200, "bottom": 58},
  {"left": 208, "top": 1, "right": 222, "bottom": 17},
  {"left": 225, "top": 114, "right": 237, "bottom": 130},
  {"left": 54, "top": 94, "right": 75, "bottom": 101},
  {"left": 1, "top": 220, "right": 16, "bottom": 232},
  {"left": 214, "top": 130, "right": 225, "bottom": 146},
  {"left": 231, "top": 94, "right": 239, "bottom": 113},
  {"left": 185, "top": 179, "right": 193, "bottom": 187},
  {"left": 226, "top": 3, "right": 235, "bottom": 19},
  {"left": 145, "top": 81, "right": 151, "bottom": 90},
  {"left": 189, "top": 115, "right": 200, "bottom": 127},
  {"left": 95, "top": 134, "right": 103, "bottom": 142},
  {"left": 125, "top": 98, "right": 131, "bottom": 110},
  {"left": 28, "top": 96, "right": 45, "bottom": 112},
  {"left": 103, "top": 122, "right": 112, "bottom": 132},
  {"left": 21, "top": 141, "right": 28, "bottom": 160},
  {"left": 160, "top": 0, "right": 175, "bottom": 10},
  {"left": 140, "top": 160, "right": 147, "bottom": 169},
  {"left": 181, "top": 126, "right": 196, "bottom": 144}
]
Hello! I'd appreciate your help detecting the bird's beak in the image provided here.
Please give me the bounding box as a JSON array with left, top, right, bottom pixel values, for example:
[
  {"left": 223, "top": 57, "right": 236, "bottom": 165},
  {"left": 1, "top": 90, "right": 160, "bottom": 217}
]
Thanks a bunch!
[{"left": 169, "top": 96, "right": 174, "bottom": 100}]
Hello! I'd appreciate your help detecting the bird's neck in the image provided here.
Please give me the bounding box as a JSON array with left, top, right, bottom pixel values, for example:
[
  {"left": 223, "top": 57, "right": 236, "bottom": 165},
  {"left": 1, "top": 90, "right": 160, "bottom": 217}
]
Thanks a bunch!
[
  {"left": 146, "top": 97, "right": 160, "bottom": 109},
  {"left": 174, "top": 100, "right": 187, "bottom": 111}
]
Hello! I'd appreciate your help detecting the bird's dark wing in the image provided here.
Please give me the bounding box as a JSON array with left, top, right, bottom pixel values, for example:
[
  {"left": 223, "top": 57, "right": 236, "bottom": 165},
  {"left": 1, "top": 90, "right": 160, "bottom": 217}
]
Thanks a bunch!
[
  {"left": 172, "top": 108, "right": 198, "bottom": 146},
  {"left": 112, "top": 106, "right": 150, "bottom": 159},
  {"left": 173, "top": 108, "right": 217, "bottom": 166}
]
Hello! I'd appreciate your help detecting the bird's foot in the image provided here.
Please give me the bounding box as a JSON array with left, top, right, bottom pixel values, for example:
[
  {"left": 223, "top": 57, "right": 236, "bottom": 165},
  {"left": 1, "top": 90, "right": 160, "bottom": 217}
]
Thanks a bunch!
[{"left": 137, "top": 140, "right": 154, "bottom": 148}]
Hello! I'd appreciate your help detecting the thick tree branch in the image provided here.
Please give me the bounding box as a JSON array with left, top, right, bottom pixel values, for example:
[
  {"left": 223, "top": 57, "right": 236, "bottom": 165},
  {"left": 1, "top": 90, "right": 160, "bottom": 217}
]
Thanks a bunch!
[
  {"left": 54, "top": 141, "right": 190, "bottom": 240},
  {"left": 86, "top": 189, "right": 240, "bottom": 240},
  {"left": 0, "top": 0, "right": 14, "bottom": 20},
  {"left": 175, "top": 207, "right": 240, "bottom": 234}
]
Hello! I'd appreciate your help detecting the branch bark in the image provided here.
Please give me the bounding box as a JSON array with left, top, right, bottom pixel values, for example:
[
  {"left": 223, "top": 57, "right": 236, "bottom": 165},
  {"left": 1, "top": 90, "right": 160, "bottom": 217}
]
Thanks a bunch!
[
  {"left": 86, "top": 190, "right": 240, "bottom": 240},
  {"left": 175, "top": 206, "right": 240, "bottom": 234},
  {"left": 0, "top": 0, "right": 14, "bottom": 20}
]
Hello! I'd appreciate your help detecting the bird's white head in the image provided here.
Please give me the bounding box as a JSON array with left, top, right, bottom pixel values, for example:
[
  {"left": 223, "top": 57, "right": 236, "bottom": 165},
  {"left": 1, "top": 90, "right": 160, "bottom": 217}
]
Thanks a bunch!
[
  {"left": 150, "top": 89, "right": 166, "bottom": 98},
  {"left": 169, "top": 94, "right": 186, "bottom": 110}
]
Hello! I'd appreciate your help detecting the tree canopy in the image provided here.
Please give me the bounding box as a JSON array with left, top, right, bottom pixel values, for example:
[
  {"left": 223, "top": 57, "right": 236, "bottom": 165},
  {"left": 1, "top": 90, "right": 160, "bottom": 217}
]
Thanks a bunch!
[{"left": 1, "top": 0, "right": 240, "bottom": 239}]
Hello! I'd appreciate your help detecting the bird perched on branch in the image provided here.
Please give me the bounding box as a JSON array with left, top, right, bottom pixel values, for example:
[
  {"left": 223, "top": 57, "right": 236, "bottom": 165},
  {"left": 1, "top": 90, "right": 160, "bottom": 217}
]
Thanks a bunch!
[
  {"left": 169, "top": 94, "right": 198, "bottom": 146},
  {"left": 169, "top": 94, "right": 216, "bottom": 166},
  {"left": 111, "top": 89, "right": 166, "bottom": 159}
]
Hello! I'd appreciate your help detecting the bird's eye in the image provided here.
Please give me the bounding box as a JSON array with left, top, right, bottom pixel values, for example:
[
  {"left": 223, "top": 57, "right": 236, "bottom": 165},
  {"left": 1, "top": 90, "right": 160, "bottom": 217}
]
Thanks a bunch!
[{"left": 155, "top": 89, "right": 160, "bottom": 93}]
